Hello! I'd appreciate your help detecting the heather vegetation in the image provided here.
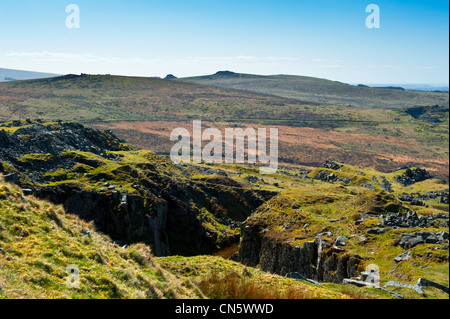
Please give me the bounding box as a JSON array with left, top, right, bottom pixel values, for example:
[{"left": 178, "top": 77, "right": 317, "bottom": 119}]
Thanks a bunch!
[{"left": 0, "top": 73, "right": 448, "bottom": 300}]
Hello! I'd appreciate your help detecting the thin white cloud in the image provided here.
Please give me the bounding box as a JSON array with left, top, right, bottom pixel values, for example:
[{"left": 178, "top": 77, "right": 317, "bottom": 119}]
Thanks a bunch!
[{"left": 4, "top": 51, "right": 162, "bottom": 64}]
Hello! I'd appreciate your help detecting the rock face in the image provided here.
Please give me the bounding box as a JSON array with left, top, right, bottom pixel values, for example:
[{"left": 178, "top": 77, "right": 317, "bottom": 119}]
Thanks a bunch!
[
  {"left": 238, "top": 222, "right": 363, "bottom": 283},
  {"left": 16, "top": 173, "right": 266, "bottom": 257},
  {"left": 30, "top": 182, "right": 179, "bottom": 256}
]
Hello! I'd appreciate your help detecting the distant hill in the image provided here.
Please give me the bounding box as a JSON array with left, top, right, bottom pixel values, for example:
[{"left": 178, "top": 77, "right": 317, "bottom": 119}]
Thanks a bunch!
[
  {"left": 179, "top": 71, "right": 449, "bottom": 109},
  {"left": 0, "top": 67, "right": 60, "bottom": 82},
  {"left": 367, "top": 83, "right": 449, "bottom": 92},
  {"left": 0, "top": 73, "right": 325, "bottom": 124},
  {"left": 0, "top": 72, "right": 447, "bottom": 180}
]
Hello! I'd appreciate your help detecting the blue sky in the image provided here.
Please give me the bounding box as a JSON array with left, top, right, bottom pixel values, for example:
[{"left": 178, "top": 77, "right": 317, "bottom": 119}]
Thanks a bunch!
[{"left": 0, "top": 0, "right": 448, "bottom": 84}]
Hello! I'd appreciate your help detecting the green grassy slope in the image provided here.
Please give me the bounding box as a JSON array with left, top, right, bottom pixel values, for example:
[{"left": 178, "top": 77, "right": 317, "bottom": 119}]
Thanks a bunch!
[
  {"left": 0, "top": 179, "right": 202, "bottom": 299},
  {"left": 179, "top": 72, "right": 449, "bottom": 109}
]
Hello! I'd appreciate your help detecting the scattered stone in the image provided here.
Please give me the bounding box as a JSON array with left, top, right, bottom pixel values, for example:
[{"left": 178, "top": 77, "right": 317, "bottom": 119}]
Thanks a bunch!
[
  {"left": 338, "top": 177, "right": 350, "bottom": 184},
  {"left": 246, "top": 175, "right": 259, "bottom": 184},
  {"left": 410, "top": 198, "right": 427, "bottom": 207},
  {"left": 292, "top": 204, "right": 300, "bottom": 209},
  {"left": 331, "top": 246, "right": 345, "bottom": 252},
  {"left": 0, "top": 247, "right": 5, "bottom": 255},
  {"left": 318, "top": 231, "right": 333, "bottom": 237},
  {"left": 361, "top": 182, "right": 377, "bottom": 190},
  {"left": 436, "top": 213, "right": 449, "bottom": 219},
  {"left": 382, "top": 211, "right": 432, "bottom": 228},
  {"left": 399, "top": 234, "right": 424, "bottom": 249},
  {"left": 366, "top": 228, "right": 386, "bottom": 235},
  {"left": 81, "top": 230, "right": 91, "bottom": 237},
  {"left": 394, "top": 251, "right": 412, "bottom": 263},
  {"left": 379, "top": 176, "right": 393, "bottom": 193},
  {"left": 358, "top": 236, "right": 366, "bottom": 242},
  {"left": 385, "top": 278, "right": 449, "bottom": 295},
  {"left": 314, "top": 171, "right": 339, "bottom": 183},
  {"left": 425, "top": 235, "right": 438, "bottom": 244},
  {"left": 436, "top": 230, "right": 449, "bottom": 242},
  {"left": 354, "top": 218, "right": 364, "bottom": 226},
  {"left": 396, "top": 231, "right": 448, "bottom": 249},
  {"left": 321, "top": 160, "right": 342, "bottom": 170},
  {"left": 335, "top": 236, "right": 346, "bottom": 246}
]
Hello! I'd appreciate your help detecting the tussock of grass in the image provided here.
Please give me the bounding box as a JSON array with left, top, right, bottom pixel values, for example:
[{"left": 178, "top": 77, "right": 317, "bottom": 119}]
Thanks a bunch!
[
  {"left": 198, "top": 271, "right": 324, "bottom": 299},
  {"left": 159, "top": 255, "right": 355, "bottom": 299},
  {"left": 0, "top": 177, "right": 200, "bottom": 299}
]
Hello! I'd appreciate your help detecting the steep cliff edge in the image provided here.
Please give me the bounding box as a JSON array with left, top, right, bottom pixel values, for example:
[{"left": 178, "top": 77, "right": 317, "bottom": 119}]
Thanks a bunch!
[
  {"left": 239, "top": 220, "right": 363, "bottom": 283},
  {"left": 0, "top": 120, "right": 272, "bottom": 256},
  {"left": 237, "top": 166, "right": 448, "bottom": 288}
]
